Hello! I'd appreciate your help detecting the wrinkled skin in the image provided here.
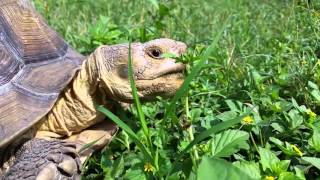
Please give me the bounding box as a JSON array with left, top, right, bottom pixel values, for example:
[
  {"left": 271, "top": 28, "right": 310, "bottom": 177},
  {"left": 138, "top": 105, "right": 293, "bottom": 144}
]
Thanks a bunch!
[{"left": 96, "top": 38, "right": 187, "bottom": 102}]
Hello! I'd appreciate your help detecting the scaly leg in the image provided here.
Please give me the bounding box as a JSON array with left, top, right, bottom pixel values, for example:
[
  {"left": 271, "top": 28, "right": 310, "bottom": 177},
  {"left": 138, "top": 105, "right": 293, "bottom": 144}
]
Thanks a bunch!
[
  {"left": 66, "top": 120, "right": 118, "bottom": 163},
  {"left": 3, "top": 121, "right": 117, "bottom": 180},
  {"left": 3, "top": 139, "right": 81, "bottom": 180}
]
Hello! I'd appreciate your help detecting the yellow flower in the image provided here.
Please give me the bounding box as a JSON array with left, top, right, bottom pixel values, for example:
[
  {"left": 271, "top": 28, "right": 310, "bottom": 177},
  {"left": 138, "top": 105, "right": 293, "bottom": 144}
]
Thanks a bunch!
[
  {"left": 144, "top": 162, "right": 155, "bottom": 172},
  {"left": 265, "top": 176, "right": 275, "bottom": 180},
  {"left": 241, "top": 116, "right": 254, "bottom": 125},
  {"left": 291, "top": 144, "right": 303, "bottom": 157},
  {"left": 306, "top": 109, "right": 317, "bottom": 119}
]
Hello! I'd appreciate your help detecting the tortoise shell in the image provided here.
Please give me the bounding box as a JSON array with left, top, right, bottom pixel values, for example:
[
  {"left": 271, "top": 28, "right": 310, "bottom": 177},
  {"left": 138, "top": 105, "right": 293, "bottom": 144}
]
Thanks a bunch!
[{"left": 0, "top": 0, "right": 84, "bottom": 148}]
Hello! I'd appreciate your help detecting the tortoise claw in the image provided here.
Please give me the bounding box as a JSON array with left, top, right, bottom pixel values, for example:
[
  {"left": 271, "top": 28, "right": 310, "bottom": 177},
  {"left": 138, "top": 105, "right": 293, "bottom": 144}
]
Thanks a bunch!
[{"left": 4, "top": 139, "right": 81, "bottom": 180}]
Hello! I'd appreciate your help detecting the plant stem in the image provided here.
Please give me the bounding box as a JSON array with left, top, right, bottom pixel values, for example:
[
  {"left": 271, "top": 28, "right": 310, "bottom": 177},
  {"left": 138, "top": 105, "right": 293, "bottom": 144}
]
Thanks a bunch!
[
  {"left": 259, "top": 128, "right": 264, "bottom": 146},
  {"left": 250, "top": 132, "right": 259, "bottom": 153},
  {"left": 185, "top": 96, "right": 199, "bottom": 168}
]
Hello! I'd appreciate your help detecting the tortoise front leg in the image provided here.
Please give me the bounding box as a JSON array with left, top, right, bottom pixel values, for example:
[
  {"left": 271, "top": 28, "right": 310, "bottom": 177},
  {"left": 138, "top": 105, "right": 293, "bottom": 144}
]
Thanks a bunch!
[
  {"left": 66, "top": 120, "right": 118, "bottom": 164},
  {"left": 4, "top": 121, "right": 117, "bottom": 180},
  {"left": 4, "top": 139, "right": 81, "bottom": 180}
]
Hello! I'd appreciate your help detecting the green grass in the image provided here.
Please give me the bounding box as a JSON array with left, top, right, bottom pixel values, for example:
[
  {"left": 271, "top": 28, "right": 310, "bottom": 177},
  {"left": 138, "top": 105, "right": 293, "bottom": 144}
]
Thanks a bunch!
[{"left": 33, "top": 0, "right": 320, "bottom": 179}]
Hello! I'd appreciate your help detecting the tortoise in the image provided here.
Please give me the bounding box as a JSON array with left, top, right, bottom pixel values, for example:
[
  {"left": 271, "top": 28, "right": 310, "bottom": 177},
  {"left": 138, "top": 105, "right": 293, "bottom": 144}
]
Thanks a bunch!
[{"left": 0, "top": 0, "right": 186, "bottom": 179}]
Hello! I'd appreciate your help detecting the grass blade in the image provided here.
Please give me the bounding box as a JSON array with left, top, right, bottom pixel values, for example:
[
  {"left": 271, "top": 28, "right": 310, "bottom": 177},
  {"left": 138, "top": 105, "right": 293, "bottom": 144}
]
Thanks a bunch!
[
  {"left": 97, "top": 105, "right": 153, "bottom": 162},
  {"left": 127, "top": 42, "right": 154, "bottom": 155},
  {"left": 78, "top": 135, "right": 104, "bottom": 154}
]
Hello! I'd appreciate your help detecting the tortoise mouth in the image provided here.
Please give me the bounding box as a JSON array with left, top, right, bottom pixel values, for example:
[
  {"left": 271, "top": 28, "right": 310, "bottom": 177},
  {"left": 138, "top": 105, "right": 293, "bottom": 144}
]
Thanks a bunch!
[
  {"left": 135, "top": 70, "right": 184, "bottom": 93},
  {"left": 159, "top": 71, "right": 184, "bottom": 79},
  {"left": 159, "top": 63, "right": 185, "bottom": 78},
  {"left": 137, "top": 63, "right": 186, "bottom": 81},
  {"left": 158, "top": 64, "right": 185, "bottom": 79},
  {"left": 135, "top": 74, "right": 184, "bottom": 101},
  {"left": 133, "top": 63, "right": 185, "bottom": 101}
]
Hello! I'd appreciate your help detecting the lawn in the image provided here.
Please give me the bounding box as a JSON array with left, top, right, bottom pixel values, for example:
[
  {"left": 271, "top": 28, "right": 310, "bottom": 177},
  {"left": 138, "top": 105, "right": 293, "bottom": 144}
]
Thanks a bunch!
[{"left": 34, "top": 0, "right": 320, "bottom": 179}]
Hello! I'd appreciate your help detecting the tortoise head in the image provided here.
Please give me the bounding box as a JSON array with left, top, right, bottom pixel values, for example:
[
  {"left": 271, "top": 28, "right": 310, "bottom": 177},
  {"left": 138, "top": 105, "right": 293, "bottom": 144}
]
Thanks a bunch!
[{"left": 93, "top": 38, "right": 187, "bottom": 102}]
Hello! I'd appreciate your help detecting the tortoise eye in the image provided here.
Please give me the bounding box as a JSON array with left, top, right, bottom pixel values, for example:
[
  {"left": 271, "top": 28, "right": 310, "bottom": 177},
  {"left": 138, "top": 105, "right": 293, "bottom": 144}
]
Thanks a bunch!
[{"left": 148, "top": 48, "right": 163, "bottom": 59}]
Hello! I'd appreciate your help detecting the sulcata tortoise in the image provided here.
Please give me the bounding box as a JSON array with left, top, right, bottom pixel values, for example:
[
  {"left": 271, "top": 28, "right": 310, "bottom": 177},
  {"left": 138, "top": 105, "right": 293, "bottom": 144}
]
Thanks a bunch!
[{"left": 0, "top": 0, "right": 186, "bottom": 179}]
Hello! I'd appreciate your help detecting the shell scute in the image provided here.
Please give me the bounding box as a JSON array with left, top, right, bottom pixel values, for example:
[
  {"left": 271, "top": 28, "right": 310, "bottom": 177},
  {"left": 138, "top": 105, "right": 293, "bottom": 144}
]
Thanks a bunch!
[{"left": 0, "top": 0, "right": 84, "bottom": 148}]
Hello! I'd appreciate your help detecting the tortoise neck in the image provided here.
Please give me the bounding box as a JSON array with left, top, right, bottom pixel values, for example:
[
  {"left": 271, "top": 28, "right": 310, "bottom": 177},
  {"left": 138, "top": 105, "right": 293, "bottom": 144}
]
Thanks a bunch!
[
  {"left": 35, "top": 53, "right": 111, "bottom": 137},
  {"left": 77, "top": 53, "right": 100, "bottom": 93}
]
